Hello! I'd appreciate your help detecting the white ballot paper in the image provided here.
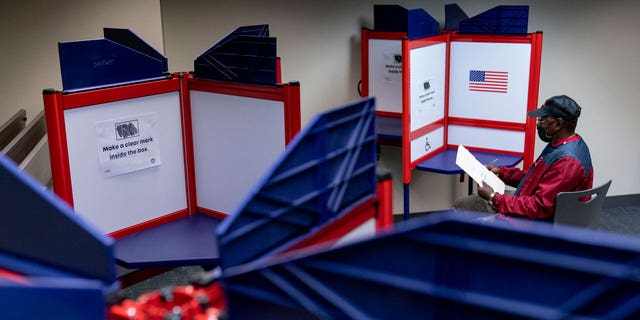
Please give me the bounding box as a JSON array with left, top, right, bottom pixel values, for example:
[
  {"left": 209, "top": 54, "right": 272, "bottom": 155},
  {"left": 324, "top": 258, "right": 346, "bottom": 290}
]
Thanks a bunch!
[{"left": 455, "top": 145, "right": 505, "bottom": 194}]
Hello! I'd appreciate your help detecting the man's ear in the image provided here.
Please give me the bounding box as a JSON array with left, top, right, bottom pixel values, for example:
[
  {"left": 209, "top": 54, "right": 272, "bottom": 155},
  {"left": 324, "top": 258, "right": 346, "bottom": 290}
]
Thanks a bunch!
[{"left": 555, "top": 117, "right": 564, "bottom": 129}]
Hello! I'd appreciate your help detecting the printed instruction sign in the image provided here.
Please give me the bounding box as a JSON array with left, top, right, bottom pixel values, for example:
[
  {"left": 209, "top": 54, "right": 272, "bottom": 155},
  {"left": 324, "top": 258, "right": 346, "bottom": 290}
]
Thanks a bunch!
[
  {"left": 416, "top": 77, "right": 437, "bottom": 112},
  {"left": 382, "top": 50, "right": 402, "bottom": 84},
  {"left": 96, "top": 112, "right": 161, "bottom": 178}
]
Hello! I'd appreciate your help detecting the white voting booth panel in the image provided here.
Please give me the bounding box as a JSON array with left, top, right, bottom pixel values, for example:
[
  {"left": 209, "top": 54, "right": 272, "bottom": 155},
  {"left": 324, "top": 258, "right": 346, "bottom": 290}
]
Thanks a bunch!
[
  {"left": 448, "top": 125, "right": 525, "bottom": 153},
  {"left": 408, "top": 43, "right": 446, "bottom": 132},
  {"left": 448, "top": 41, "right": 531, "bottom": 122},
  {"left": 405, "top": 38, "right": 448, "bottom": 171},
  {"left": 45, "top": 76, "right": 301, "bottom": 240},
  {"left": 446, "top": 37, "right": 538, "bottom": 161},
  {"left": 190, "top": 90, "right": 285, "bottom": 216},
  {"left": 62, "top": 92, "right": 187, "bottom": 234},
  {"left": 367, "top": 38, "right": 402, "bottom": 114},
  {"left": 411, "top": 127, "right": 445, "bottom": 163}
]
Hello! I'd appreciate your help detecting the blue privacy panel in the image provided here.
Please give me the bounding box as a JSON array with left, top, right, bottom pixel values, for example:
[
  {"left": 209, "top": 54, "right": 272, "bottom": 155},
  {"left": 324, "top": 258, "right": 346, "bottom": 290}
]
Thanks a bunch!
[
  {"left": 373, "top": 4, "right": 440, "bottom": 39},
  {"left": 59, "top": 28, "right": 167, "bottom": 91},
  {"left": 194, "top": 24, "right": 277, "bottom": 85},
  {"left": 222, "top": 211, "right": 640, "bottom": 319},
  {"left": 0, "top": 155, "right": 115, "bottom": 285},
  {"left": 216, "top": 98, "right": 377, "bottom": 269},
  {"left": 0, "top": 278, "right": 106, "bottom": 320},
  {"left": 444, "top": 3, "right": 469, "bottom": 31},
  {"left": 459, "top": 6, "right": 529, "bottom": 35}
]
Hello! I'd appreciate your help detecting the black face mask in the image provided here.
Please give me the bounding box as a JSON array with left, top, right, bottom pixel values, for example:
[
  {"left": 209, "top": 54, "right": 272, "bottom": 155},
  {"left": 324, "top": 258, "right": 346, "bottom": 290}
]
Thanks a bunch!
[{"left": 537, "top": 125, "right": 553, "bottom": 143}]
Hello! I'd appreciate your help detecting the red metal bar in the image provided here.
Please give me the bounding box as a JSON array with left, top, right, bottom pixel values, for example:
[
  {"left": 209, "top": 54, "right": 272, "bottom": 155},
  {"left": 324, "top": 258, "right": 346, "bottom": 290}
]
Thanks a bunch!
[
  {"left": 108, "top": 209, "right": 190, "bottom": 239},
  {"left": 401, "top": 38, "right": 411, "bottom": 184},
  {"left": 450, "top": 32, "right": 534, "bottom": 44},
  {"left": 188, "top": 78, "right": 285, "bottom": 101},
  {"left": 361, "top": 28, "right": 370, "bottom": 98},
  {"left": 444, "top": 32, "right": 452, "bottom": 148},
  {"left": 179, "top": 73, "right": 197, "bottom": 214},
  {"left": 282, "top": 196, "right": 378, "bottom": 252},
  {"left": 61, "top": 77, "right": 179, "bottom": 109},
  {"left": 409, "top": 119, "right": 445, "bottom": 140},
  {"left": 276, "top": 57, "right": 282, "bottom": 84},
  {"left": 375, "top": 110, "right": 402, "bottom": 118},
  {"left": 283, "top": 82, "right": 301, "bottom": 144},
  {"left": 196, "top": 207, "right": 229, "bottom": 220},
  {"left": 366, "top": 30, "right": 407, "bottom": 40},
  {"left": 448, "top": 117, "right": 526, "bottom": 131},
  {"left": 375, "top": 174, "right": 394, "bottom": 233},
  {"left": 42, "top": 90, "right": 74, "bottom": 206},
  {"left": 524, "top": 32, "right": 544, "bottom": 170}
]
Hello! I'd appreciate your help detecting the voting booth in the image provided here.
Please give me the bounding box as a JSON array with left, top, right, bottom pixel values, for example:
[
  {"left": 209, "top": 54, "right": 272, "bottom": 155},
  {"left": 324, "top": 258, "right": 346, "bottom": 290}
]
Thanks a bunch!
[
  {"left": 43, "top": 26, "right": 301, "bottom": 269},
  {"left": 362, "top": 5, "right": 542, "bottom": 218}
]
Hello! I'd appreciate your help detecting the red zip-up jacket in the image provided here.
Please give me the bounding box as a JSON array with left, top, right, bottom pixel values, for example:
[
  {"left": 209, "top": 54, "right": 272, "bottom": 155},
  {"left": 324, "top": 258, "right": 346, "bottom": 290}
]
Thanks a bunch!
[{"left": 492, "top": 134, "right": 593, "bottom": 221}]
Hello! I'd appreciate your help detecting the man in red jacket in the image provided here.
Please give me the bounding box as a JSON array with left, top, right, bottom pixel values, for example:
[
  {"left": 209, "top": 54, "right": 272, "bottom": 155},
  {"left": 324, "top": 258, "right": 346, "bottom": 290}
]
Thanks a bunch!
[{"left": 454, "top": 95, "right": 593, "bottom": 221}]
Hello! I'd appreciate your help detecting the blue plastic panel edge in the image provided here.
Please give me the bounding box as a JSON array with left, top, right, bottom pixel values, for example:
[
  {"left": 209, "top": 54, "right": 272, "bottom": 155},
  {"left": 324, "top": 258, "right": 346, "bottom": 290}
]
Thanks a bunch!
[
  {"left": 445, "top": 3, "right": 469, "bottom": 31},
  {"left": 222, "top": 211, "right": 640, "bottom": 319},
  {"left": 407, "top": 8, "right": 440, "bottom": 39},
  {"left": 373, "top": 5, "right": 440, "bottom": 39},
  {"left": 216, "top": 98, "right": 377, "bottom": 269},
  {"left": 194, "top": 24, "right": 277, "bottom": 85},
  {"left": 104, "top": 27, "right": 168, "bottom": 71},
  {"left": 0, "top": 155, "right": 116, "bottom": 285},
  {"left": 373, "top": 4, "right": 408, "bottom": 33},
  {"left": 0, "top": 278, "right": 106, "bottom": 320},
  {"left": 459, "top": 5, "right": 529, "bottom": 35},
  {"left": 59, "top": 29, "right": 167, "bottom": 91}
]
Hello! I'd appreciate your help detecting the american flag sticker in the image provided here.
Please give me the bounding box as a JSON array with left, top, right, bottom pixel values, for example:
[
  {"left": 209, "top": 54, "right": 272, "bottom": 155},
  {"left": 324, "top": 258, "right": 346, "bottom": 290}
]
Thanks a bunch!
[{"left": 469, "top": 70, "right": 509, "bottom": 93}]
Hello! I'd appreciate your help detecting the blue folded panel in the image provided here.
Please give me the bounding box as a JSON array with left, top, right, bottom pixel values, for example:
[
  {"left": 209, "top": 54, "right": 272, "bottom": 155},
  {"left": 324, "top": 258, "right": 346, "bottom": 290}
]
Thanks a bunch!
[
  {"left": 0, "top": 155, "right": 116, "bottom": 285},
  {"left": 222, "top": 211, "right": 640, "bottom": 319},
  {"left": 444, "top": 3, "right": 469, "bottom": 31},
  {"left": 459, "top": 5, "right": 529, "bottom": 35},
  {"left": 0, "top": 155, "right": 117, "bottom": 318},
  {"left": 194, "top": 24, "right": 278, "bottom": 85},
  {"left": 58, "top": 28, "right": 168, "bottom": 91},
  {"left": 373, "top": 4, "right": 440, "bottom": 39},
  {"left": 216, "top": 98, "right": 377, "bottom": 269},
  {"left": 0, "top": 278, "right": 107, "bottom": 320}
]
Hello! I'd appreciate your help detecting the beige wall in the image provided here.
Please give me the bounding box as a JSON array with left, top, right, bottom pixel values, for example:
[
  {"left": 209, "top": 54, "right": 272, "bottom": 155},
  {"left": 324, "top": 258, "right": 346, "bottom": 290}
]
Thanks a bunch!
[
  {"left": 0, "top": 0, "right": 163, "bottom": 123},
  {"left": 2, "top": 0, "right": 639, "bottom": 215}
]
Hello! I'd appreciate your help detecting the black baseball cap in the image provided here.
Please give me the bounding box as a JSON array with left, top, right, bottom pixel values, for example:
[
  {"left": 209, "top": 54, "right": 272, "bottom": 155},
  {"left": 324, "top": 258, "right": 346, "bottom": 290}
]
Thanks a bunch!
[{"left": 528, "top": 95, "right": 581, "bottom": 121}]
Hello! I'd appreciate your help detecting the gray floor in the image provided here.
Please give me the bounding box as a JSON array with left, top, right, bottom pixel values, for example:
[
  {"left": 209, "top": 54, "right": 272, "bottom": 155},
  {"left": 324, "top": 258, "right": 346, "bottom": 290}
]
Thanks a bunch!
[
  {"left": 117, "top": 195, "right": 640, "bottom": 300},
  {"left": 598, "top": 199, "right": 640, "bottom": 236}
]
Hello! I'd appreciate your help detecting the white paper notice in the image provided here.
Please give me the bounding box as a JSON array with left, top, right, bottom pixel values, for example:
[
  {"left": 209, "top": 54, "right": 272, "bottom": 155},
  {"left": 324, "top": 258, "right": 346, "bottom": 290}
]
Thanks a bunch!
[
  {"left": 96, "top": 112, "right": 161, "bottom": 178},
  {"left": 382, "top": 51, "right": 402, "bottom": 84},
  {"left": 455, "top": 145, "right": 505, "bottom": 194}
]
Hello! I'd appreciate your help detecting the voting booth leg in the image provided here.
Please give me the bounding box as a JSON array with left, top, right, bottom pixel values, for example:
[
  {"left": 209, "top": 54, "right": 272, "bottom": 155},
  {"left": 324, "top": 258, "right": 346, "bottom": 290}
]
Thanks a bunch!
[{"left": 403, "top": 183, "right": 410, "bottom": 220}]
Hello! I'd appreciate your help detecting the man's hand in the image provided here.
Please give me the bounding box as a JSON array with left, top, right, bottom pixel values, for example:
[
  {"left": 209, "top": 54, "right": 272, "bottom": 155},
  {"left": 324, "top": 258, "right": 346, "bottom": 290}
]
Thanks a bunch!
[
  {"left": 486, "top": 164, "right": 501, "bottom": 175},
  {"left": 477, "top": 182, "right": 495, "bottom": 200}
]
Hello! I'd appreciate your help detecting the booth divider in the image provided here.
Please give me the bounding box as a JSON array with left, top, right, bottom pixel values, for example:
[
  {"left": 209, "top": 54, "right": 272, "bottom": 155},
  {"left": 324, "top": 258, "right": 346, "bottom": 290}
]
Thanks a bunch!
[
  {"left": 43, "top": 73, "right": 301, "bottom": 269},
  {"left": 361, "top": 5, "right": 543, "bottom": 218}
]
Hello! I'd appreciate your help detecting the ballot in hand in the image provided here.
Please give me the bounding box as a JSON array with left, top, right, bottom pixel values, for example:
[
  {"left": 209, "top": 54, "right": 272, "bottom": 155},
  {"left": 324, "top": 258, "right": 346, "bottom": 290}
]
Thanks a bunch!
[
  {"left": 486, "top": 164, "right": 501, "bottom": 175},
  {"left": 478, "top": 181, "right": 494, "bottom": 200}
]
